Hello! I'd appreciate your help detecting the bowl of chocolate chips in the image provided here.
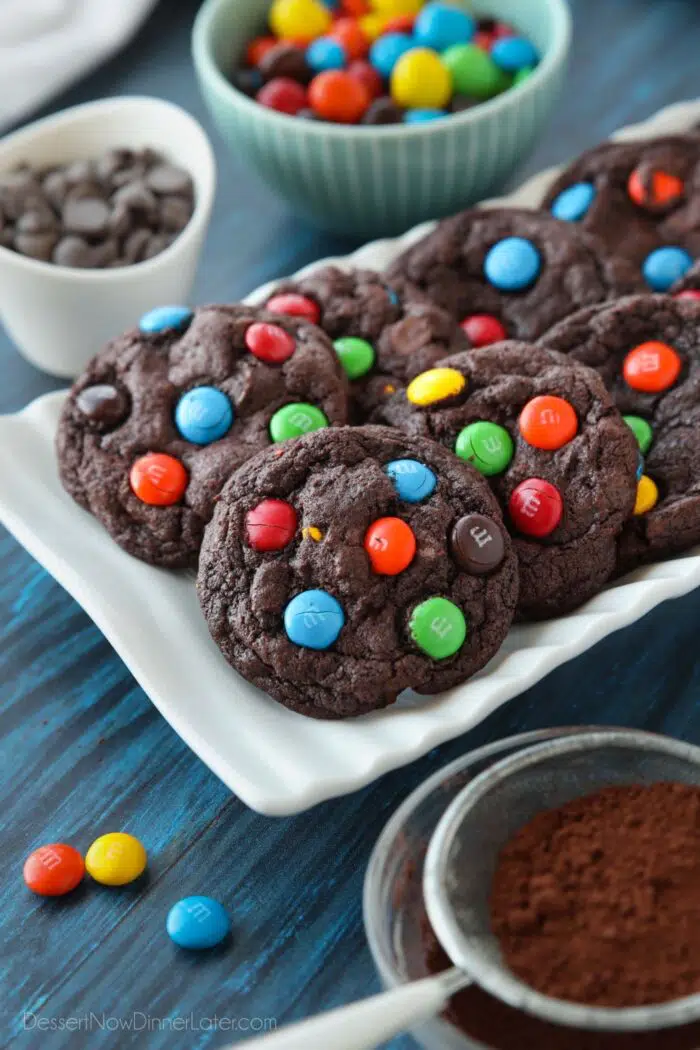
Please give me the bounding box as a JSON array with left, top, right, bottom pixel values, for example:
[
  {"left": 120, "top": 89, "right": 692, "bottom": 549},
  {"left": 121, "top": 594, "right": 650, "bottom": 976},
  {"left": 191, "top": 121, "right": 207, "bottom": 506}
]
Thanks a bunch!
[{"left": 0, "top": 96, "right": 216, "bottom": 377}]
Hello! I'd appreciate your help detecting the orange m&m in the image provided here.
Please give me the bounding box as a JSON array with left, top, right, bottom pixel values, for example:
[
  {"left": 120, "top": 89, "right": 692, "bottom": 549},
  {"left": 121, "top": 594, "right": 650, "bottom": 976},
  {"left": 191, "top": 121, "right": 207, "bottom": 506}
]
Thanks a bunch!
[
  {"left": 519, "top": 395, "right": 578, "bottom": 450},
  {"left": 130, "top": 453, "right": 188, "bottom": 506},
  {"left": 628, "top": 167, "right": 684, "bottom": 210},
  {"left": 309, "top": 71, "right": 370, "bottom": 123},
  {"left": 364, "top": 517, "right": 416, "bottom": 575},
  {"left": 329, "top": 17, "right": 369, "bottom": 59},
  {"left": 24, "top": 843, "right": 85, "bottom": 896},
  {"left": 247, "top": 36, "right": 278, "bottom": 66},
  {"left": 623, "top": 341, "right": 682, "bottom": 393}
]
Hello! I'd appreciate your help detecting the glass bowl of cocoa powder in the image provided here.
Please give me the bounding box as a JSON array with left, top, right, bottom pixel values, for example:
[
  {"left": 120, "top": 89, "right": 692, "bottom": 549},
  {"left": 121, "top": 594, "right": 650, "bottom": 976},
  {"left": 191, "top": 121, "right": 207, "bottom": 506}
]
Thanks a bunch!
[{"left": 363, "top": 726, "right": 700, "bottom": 1050}]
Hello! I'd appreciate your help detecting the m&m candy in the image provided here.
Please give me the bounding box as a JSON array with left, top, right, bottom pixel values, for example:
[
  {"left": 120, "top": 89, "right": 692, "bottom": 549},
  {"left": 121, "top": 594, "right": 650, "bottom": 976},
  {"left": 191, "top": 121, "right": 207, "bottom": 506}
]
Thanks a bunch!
[
  {"left": 491, "top": 35, "right": 538, "bottom": 72},
  {"left": 348, "top": 59, "right": 384, "bottom": 99},
  {"left": 369, "top": 32, "right": 414, "bottom": 78},
  {"left": 364, "top": 516, "right": 416, "bottom": 574},
  {"left": 519, "top": 395, "right": 578, "bottom": 451},
  {"left": 624, "top": 414, "right": 653, "bottom": 454},
  {"left": 257, "top": 77, "right": 308, "bottom": 115},
  {"left": 246, "top": 499, "right": 298, "bottom": 551},
  {"left": 329, "top": 16, "right": 369, "bottom": 58},
  {"left": 509, "top": 478, "right": 563, "bottom": 537},
  {"left": 307, "top": 37, "right": 347, "bottom": 72},
  {"left": 451, "top": 514, "right": 505, "bottom": 574},
  {"left": 391, "top": 48, "right": 452, "bottom": 109},
  {"left": 269, "top": 403, "right": 329, "bottom": 441},
  {"left": 404, "top": 109, "right": 446, "bottom": 123},
  {"left": 23, "top": 844, "right": 85, "bottom": 897},
  {"left": 266, "top": 292, "right": 321, "bottom": 323},
  {"left": 247, "top": 36, "right": 278, "bottom": 66},
  {"left": 675, "top": 289, "right": 700, "bottom": 302},
  {"left": 442, "top": 43, "right": 509, "bottom": 99},
  {"left": 175, "top": 387, "right": 234, "bottom": 445},
  {"left": 628, "top": 167, "right": 684, "bottom": 210},
  {"left": 130, "top": 454, "right": 187, "bottom": 506},
  {"left": 334, "top": 336, "right": 375, "bottom": 378},
  {"left": 484, "top": 237, "right": 541, "bottom": 291},
  {"left": 634, "top": 475, "right": 659, "bottom": 516},
  {"left": 245, "top": 322, "right": 297, "bottom": 363},
  {"left": 413, "top": 2, "right": 475, "bottom": 51},
  {"left": 455, "top": 421, "right": 513, "bottom": 475},
  {"left": 406, "top": 367, "right": 466, "bottom": 406},
  {"left": 409, "top": 596, "right": 467, "bottom": 660},
  {"left": 309, "top": 70, "right": 370, "bottom": 122},
  {"left": 461, "top": 314, "right": 507, "bottom": 347},
  {"left": 269, "top": 0, "right": 332, "bottom": 42},
  {"left": 139, "top": 305, "right": 193, "bottom": 335},
  {"left": 85, "top": 833, "right": 147, "bottom": 886},
  {"left": 284, "top": 589, "right": 345, "bottom": 648},
  {"left": 373, "top": 0, "right": 421, "bottom": 15},
  {"left": 550, "top": 182, "right": 596, "bottom": 222},
  {"left": 622, "top": 341, "right": 682, "bottom": 393},
  {"left": 386, "top": 459, "right": 437, "bottom": 502},
  {"left": 642, "top": 246, "right": 693, "bottom": 291},
  {"left": 167, "top": 896, "right": 231, "bottom": 950}
]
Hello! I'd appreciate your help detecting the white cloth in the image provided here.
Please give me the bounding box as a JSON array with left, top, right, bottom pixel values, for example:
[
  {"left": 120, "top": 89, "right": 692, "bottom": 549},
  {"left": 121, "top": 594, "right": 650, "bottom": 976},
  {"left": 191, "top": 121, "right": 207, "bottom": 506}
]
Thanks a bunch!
[{"left": 0, "top": 0, "right": 158, "bottom": 132}]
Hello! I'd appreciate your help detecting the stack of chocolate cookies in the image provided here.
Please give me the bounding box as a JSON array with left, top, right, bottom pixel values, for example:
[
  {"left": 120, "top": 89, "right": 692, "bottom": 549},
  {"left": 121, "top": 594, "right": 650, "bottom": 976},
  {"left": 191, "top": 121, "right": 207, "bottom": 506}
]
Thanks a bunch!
[{"left": 56, "top": 131, "right": 700, "bottom": 718}]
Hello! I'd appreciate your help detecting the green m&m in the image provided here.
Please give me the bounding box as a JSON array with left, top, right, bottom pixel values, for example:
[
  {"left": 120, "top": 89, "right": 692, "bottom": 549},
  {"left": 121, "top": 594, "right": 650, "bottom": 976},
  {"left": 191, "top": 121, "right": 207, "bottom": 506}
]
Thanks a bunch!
[
  {"left": 269, "top": 403, "right": 329, "bottom": 443},
  {"left": 409, "top": 597, "right": 467, "bottom": 660},
  {"left": 442, "top": 44, "right": 511, "bottom": 100},
  {"left": 623, "top": 415, "right": 653, "bottom": 454},
  {"left": 334, "top": 337, "right": 375, "bottom": 380},
  {"left": 455, "top": 421, "right": 514, "bottom": 476}
]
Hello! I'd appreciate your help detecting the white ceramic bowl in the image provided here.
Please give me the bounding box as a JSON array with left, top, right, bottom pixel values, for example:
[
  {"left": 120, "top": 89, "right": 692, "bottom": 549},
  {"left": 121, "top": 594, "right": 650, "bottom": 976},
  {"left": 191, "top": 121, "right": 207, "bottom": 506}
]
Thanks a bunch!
[{"left": 0, "top": 97, "right": 216, "bottom": 378}]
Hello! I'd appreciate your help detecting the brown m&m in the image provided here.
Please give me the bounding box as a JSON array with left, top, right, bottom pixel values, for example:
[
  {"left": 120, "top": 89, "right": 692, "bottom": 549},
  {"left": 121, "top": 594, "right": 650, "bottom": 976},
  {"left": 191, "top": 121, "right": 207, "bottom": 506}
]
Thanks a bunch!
[{"left": 451, "top": 514, "right": 505, "bottom": 574}]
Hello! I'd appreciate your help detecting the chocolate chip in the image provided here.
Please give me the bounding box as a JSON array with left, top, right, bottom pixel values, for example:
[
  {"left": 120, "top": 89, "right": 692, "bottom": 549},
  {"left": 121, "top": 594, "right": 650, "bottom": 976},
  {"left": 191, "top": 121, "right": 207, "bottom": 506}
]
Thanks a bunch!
[
  {"left": 258, "top": 43, "right": 312, "bottom": 85},
  {"left": 62, "top": 197, "right": 110, "bottom": 238},
  {"left": 143, "top": 233, "right": 174, "bottom": 260},
  {"left": 64, "top": 160, "right": 95, "bottom": 185},
  {"left": 145, "top": 164, "right": 193, "bottom": 196},
  {"left": 95, "top": 149, "right": 132, "bottom": 182},
  {"left": 15, "top": 230, "right": 58, "bottom": 261},
  {"left": 17, "top": 210, "right": 57, "bottom": 234},
  {"left": 42, "top": 170, "right": 69, "bottom": 208},
  {"left": 361, "top": 98, "right": 404, "bottom": 125},
  {"left": 65, "top": 180, "right": 107, "bottom": 203},
  {"left": 123, "top": 228, "right": 151, "bottom": 263},
  {"left": 159, "top": 195, "right": 192, "bottom": 232},
  {"left": 91, "top": 238, "right": 119, "bottom": 267},
  {"left": 76, "top": 384, "right": 128, "bottom": 426},
  {"left": 107, "top": 204, "right": 133, "bottom": 239},
  {"left": 52, "top": 235, "right": 93, "bottom": 268},
  {"left": 112, "top": 181, "right": 158, "bottom": 218},
  {"left": 451, "top": 514, "right": 505, "bottom": 574}
]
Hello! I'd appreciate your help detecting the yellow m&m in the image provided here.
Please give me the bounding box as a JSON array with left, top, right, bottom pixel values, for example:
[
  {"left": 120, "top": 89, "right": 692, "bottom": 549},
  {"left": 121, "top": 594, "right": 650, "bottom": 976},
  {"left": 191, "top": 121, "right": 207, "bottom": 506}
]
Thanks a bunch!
[
  {"left": 391, "top": 49, "right": 452, "bottom": 110},
  {"left": 269, "top": 0, "right": 331, "bottom": 42},
  {"left": 371, "top": 0, "right": 422, "bottom": 15},
  {"left": 85, "top": 833, "right": 147, "bottom": 886},
  {"left": 407, "top": 367, "right": 466, "bottom": 407},
  {"left": 634, "top": 475, "right": 659, "bottom": 516}
]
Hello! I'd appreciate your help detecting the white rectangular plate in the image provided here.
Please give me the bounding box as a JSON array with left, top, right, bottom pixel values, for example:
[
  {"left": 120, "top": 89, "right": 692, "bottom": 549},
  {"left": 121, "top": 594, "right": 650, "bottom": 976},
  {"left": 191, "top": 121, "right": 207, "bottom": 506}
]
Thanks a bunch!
[{"left": 2, "top": 99, "right": 700, "bottom": 816}]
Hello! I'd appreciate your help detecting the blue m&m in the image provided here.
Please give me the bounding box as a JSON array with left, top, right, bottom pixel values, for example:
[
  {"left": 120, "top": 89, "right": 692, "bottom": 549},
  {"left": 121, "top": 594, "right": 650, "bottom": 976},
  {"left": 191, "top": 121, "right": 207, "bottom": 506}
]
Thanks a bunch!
[
  {"left": 484, "top": 237, "right": 541, "bottom": 291},
  {"left": 284, "top": 589, "right": 345, "bottom": 649},
  {"left": 369, "top": 33, "right": 414, "bottom": 78},
  {"left": 491, "top": 36, "right": 538, "bottom": 72},
  {"left": 386, "top": 287, "right": 400, "bottom": 307},
  {"left": 175, "top": 387, "right": 234, "bottom": 445},
  {"left": 405, "top": 108, "right": 447, "bottom": 123},
  {"left": 550, "top": 182, "right": 596, "bottom": 222},
  {"left": 413, "top": 2, "right": 475, "bottom": 52},
  {"left": 307, "top": 37, "right": 346, "bottom": 72},
  {"left": 139, "top": 305, "right": 193, "bottom": 335},
  {"left": 386, "top": 459, "right": 437, "bottom": 502},
  {"left": 642, "top": 246, "right": 693, "bottom": 291},
  {"left": 166, "top": 896, "right": 231, "bottom": 950}
]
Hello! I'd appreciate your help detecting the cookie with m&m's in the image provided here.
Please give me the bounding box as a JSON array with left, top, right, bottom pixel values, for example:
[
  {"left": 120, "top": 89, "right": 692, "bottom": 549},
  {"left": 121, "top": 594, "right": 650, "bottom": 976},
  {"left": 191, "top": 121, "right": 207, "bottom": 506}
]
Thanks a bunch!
[
  {"left": 373, "top": 344, "right": 638, "bottom": 620},
  {"left": 265, "top": 265, "right": 466, "bottom": 420},
  {"left": 384, "top": 208, "right": 640, "bottom": 342},
  {"left": 542, "top": 136, "right": 700, "bottom": 292},
  {"left": 540, "top": 293, "right": 700, "bottom": 572},
  {"left": 56, "top": 304, "right": 349, "bottom": 568},
  {"left": 197, "top": 426, "right": 518, "bottom": 718}
]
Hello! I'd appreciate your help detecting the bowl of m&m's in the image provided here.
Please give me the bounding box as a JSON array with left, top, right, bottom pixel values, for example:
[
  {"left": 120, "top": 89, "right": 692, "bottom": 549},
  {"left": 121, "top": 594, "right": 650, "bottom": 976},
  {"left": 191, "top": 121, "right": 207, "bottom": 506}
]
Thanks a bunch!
[{"left": 193, "top": 0, "right": 571, "bottom": 237}]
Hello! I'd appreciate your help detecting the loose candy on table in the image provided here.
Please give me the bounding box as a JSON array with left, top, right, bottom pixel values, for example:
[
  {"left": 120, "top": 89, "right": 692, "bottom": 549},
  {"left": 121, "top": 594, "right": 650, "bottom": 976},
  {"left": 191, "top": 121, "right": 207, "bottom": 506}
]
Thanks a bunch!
[
  {"left": 409, "top": 596, "right": 467, "bottom": 660},
  {"left": 364, "top": 516, "right": 416, "bottom": 574},
  {"left": 413, "top": 2, "right": 475, "bottom": 51},
  {"left": 24, "top": 844, "right": 85, "bottom": 897},
  {"left": 385, "top": 458, "right": 437, "bottom": 502},
  {"left": 519, "top": 395, "right": 578, "bottom": 451},
  {"left": 333, "top": 336, "right": 376, "bottom": 378},
  {"left": 175, "top": 387, "right": 234, "bottom": 445},
  {"left": 266, "top": 292, "right": 321, "bottom": 323},
  {"left": 455, "top": 421, "right": 513, "bottom": 475},
  {"left": 309, "top": 70, "right": 370, "bottom": 121},
  {"left": 484, "top": 236, "right": 541, "bottom": 291},
  {"left": 642, "top": 246, "right": 693, "bottom": 291},
  {"left": 550, "top": 182, "right": 596, "bottom": 222},
  {"left": 490, "top": 35, "right": 538, "bottom": 72},
  {"left": 257, "top": 77, "right": 308, "bottom": 115},
  {"left": 167, "top": 896, "right": 231, "bottom": 950},
  {"left": 284, "top": 589, "right": 345, "bottom": 648},
  {"left": 451, "top": 513, "right": 505, "bottom": 574},
  {"left": 391, "top": 48, "right": 452, "bottom": 109},
  {"left": 85, "top": 833, "right": 147, "bottom": 886},
  {"left": 130, "top": 453, "right": 188, "bottom": 506},
  {"left": 460, "top": 313, "right": 507, "bottom": 346},
  {"left": 509, "top": 478, "right": 563, "bottom": 538},
  {"left": 269, "top": 0, "right": 333, "bottom": 42},
  {"left": 246, "top": 499, "right": 298, "bottom": 551},
  {"left": 442, "top": 43, "right": 510, "bottom": 99},
  {"left": 269, "top": 402, "right": 329, "bottom": 441}
]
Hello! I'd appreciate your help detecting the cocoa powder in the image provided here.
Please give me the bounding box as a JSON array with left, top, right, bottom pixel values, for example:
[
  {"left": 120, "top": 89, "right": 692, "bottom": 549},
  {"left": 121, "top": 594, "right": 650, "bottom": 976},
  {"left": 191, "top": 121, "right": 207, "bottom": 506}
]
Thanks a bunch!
[{"left": 490, "top": 783, "right": 700, "bottom": 1008}]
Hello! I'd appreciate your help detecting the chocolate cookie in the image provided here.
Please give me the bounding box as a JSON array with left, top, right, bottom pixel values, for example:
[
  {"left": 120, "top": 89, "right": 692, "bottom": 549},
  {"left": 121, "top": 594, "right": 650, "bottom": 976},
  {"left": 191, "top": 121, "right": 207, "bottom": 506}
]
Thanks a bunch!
[
  {"left": 542, "top": 136, "right": 700, "bottom": 291},
  {"left": 265, "top": 266, "right": 466, "bottom": 420},
  {"left": 57, "top": 304, "right": 349, "bottom": 568},
  {"left": 385, "top": 208, "right": 641, "bottom": 341},
  {"left": 540, "top": 293, "right": 700, "bottom": 571},
  {"left": 373, "top": 344, "right": 639, "bottom": 620},
  {"left": 197, "top": 425, "right": 518, "bottom": 718}
]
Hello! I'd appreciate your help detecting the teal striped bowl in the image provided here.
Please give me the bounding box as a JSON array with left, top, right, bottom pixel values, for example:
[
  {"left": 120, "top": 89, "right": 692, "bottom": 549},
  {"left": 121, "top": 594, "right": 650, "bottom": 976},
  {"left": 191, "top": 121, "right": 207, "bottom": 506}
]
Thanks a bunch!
[{"left": 193, "top": 0, "right": 571, "bottom": 238}]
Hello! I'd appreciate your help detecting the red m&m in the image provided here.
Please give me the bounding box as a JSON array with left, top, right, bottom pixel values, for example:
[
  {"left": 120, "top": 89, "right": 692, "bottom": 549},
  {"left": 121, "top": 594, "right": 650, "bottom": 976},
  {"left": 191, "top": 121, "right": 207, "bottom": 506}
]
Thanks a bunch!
[
  {"left": 256, "top": 77, "right": 308, "bottom": 115},
  {"left": 24, "top": 843, "right": 85, "bottom": 896},
  {"left": 245, "top": 322, "right": 297, "bottom": 363},
  {"left": 130, "top": 453, "right": 188, "bottom": 506},
  {"left": 461, "top": 314, "right": 507, "bottom": 347},
  {"left": 519, "top": 395, "right": 578, "bottom": 451},
  {"left": 628, "top": 167, "right": 684, "bottom": 210},
  {"left": 622, "top": 341, "right": 681, "bottom": 393},
  {"left": 246, "top": 499, "right": 298, "bottom": 551},
  {"left": 509, "top": 479, "right": 563, "bottom": 538},
  {"left": 675, "top": 289, "right": 700, "bottom": 302},
  {"left": 364, "top": 517, "right": 416, "bottom": 575},
  {"left": 266, "top": 293, "right": 321, "bottom": 323}
]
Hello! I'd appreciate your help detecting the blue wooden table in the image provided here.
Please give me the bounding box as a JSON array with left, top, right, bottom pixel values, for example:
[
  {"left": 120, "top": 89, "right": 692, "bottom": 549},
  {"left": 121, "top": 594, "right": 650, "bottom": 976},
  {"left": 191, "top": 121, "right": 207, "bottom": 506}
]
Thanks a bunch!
[{"left": 3, "top": 1, "right": 700, "bottom": 1046}]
